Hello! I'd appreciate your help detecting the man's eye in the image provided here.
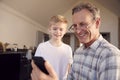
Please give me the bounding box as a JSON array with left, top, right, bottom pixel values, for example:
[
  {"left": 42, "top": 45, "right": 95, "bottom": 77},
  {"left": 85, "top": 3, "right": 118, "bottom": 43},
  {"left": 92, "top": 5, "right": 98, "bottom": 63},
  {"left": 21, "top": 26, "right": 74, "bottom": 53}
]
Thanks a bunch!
[
  {"left": 79, "top": 23, "right": 86, "bottom": 27},
  {"left": 73, "top": 24, "right": 77, "bottom": 27}
]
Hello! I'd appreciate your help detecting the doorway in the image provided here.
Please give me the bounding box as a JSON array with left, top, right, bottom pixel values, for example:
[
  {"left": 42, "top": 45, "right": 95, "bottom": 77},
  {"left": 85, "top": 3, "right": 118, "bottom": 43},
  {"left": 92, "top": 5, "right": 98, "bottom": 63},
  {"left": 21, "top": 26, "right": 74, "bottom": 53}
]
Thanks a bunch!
[
  {"left": 62, "top": 33, "right": 80, "bottom": 52},
  {"left": 118, "top": 17, "right": 120, "bottom": 49}
]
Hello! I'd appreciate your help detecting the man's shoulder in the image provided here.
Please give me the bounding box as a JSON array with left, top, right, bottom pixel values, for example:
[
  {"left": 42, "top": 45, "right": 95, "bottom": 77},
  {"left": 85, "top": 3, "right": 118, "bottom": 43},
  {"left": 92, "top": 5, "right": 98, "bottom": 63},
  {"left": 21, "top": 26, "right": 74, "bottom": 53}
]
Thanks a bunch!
[{"left": 98, "top": 40, "right": 120, "bottom": 57}]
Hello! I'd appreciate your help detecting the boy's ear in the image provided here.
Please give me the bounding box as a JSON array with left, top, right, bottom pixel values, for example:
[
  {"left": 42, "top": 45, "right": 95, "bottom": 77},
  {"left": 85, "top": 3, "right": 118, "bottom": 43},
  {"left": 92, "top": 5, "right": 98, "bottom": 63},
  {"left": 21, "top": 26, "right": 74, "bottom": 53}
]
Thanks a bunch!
[{"left": 47, "top": 28, "right": 51, "bottom": 33}]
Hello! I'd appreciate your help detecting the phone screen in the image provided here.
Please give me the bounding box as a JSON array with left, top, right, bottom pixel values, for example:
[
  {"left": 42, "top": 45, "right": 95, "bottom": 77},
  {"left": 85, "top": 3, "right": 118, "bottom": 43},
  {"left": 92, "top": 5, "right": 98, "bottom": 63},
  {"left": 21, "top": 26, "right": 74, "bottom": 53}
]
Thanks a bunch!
[{"left": 32, "top": 56, "right": 49, "bottom": 75}]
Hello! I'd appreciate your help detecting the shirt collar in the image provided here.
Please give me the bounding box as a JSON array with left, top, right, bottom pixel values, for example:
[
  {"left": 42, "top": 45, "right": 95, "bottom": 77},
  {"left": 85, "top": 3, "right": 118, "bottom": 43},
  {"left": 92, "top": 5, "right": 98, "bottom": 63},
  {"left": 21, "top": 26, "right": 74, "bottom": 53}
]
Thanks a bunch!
[
  {"left": 90, "top": 35, "right": 104, "bottom": 50},
  {"left": 81, "top": 35, "right": 104, "bottom": 50}
]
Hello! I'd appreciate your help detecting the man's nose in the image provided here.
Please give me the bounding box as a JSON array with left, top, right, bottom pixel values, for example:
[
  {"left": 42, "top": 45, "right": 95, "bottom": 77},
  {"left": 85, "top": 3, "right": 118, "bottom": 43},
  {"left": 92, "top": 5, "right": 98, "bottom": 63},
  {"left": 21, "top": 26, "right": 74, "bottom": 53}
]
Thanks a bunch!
[{"left": 75, "top": 26, "right": 82, "bottom": 33}]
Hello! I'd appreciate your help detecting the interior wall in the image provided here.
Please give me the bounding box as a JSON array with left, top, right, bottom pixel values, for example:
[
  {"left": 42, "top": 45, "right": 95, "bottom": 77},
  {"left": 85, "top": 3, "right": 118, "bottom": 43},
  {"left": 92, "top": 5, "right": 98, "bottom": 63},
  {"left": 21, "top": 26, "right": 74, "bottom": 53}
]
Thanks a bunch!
[
  {"left": 0, "top": 1, "right": 119, "bottom": 49},
  {"left": 0, "top": 2, "right": 46, "bottom": 49},
  {"left": 118, "top": 17, "right": 120, "bottom": 49}
]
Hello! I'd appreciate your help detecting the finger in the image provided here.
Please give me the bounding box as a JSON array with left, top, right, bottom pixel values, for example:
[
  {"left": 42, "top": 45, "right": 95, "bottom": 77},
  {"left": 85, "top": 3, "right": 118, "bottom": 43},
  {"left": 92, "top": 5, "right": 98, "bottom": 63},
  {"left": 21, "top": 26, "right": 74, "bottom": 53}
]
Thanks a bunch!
[
  {"left": 31, "top": 69, "right": 38, "bottom": 80},
  {"left": 45, "top": 61, "right": 58, "bottom": 79},
  {"left": 31, "top": 60, "right": 43, "bottom": 79},
  {"left": 32, "top": 60, "right": 50, "bottom": 79},
  {"left": 31, "top": 60, "right": 37, "bottom": 69}
]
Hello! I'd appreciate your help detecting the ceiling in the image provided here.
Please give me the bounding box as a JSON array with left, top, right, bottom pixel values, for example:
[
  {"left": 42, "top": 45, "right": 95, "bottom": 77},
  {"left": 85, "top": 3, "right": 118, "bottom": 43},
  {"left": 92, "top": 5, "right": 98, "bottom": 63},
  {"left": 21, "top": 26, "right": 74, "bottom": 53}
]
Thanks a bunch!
[
  {"left": 1, "top": 0, "right": 120, "bottom": 28},
  {"left": 96, "top": 0, "right": 120, "bottom": 17}
]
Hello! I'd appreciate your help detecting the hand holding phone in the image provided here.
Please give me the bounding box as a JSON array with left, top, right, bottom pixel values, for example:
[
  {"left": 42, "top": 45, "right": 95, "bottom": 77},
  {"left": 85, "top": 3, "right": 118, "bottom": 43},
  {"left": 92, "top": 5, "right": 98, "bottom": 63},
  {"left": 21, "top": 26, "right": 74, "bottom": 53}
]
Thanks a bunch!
[{"left": 32, "top": 56, "right": 49, "bottom": 75}]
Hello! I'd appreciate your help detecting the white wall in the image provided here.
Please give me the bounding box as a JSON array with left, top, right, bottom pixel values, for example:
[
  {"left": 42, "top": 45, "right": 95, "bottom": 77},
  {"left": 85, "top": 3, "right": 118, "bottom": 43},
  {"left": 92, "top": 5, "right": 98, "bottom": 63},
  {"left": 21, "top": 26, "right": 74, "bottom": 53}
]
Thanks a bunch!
[
  {"left": 64, "top": 0, "right": 119, "bottom": 48},
  {"left": 0, "top": 1, "right": 119, "bottom": 49},
  {"left": 0, "top": 2, "right": 46, "bottom": 49}
]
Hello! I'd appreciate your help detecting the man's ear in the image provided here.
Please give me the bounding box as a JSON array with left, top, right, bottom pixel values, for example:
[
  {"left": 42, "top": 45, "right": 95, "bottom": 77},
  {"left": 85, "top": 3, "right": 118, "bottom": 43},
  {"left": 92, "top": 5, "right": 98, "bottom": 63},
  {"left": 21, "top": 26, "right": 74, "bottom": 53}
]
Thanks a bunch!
[{"left": 96, "top": 18, "right": 101, "bottom": 29}]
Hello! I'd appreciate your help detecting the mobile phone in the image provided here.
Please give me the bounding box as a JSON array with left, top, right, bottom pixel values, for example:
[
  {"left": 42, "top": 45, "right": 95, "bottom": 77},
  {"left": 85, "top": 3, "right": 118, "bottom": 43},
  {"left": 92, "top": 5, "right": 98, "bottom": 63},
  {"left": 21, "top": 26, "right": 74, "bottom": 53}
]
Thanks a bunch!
[{"left": 32, "top": 56, "right": 49, "bottom": 75}]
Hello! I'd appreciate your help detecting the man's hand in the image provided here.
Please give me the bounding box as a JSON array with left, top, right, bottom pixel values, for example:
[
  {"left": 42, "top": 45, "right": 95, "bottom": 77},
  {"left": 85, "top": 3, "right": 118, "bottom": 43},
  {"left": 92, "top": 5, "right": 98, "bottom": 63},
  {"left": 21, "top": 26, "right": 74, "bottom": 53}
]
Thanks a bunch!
[{"left": 31, "top": 60, "right": 58, "bottom": 80}]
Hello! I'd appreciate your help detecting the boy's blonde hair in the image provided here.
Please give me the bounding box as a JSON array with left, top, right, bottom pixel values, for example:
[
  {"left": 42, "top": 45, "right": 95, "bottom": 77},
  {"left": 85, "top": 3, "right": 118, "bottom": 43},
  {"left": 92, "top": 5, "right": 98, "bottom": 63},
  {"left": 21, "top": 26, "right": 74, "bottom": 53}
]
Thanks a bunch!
[{"left": 49, "top": 15, "right": 68, "bottom": 27}]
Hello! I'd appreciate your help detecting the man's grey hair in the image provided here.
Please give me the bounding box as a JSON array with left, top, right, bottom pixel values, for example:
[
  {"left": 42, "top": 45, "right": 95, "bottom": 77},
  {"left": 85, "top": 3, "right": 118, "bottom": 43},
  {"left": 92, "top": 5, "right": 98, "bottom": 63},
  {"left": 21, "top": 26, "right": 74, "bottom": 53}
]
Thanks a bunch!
[{"left": 72, "top": 2, "right": 100, "bottom": 20}]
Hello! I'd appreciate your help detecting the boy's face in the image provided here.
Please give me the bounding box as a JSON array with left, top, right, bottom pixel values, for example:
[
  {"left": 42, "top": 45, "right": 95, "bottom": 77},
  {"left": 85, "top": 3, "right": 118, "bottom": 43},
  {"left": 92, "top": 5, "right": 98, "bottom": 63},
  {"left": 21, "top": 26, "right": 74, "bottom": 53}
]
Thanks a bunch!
[{"left": 49, "top": 22, "right": 67, "bottom": 40}]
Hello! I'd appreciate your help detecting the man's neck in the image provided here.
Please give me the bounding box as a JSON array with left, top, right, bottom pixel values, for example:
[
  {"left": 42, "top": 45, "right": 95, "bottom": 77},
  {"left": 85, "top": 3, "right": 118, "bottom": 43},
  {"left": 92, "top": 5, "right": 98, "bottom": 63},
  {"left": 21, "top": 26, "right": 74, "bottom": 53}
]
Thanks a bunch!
[{"left": 84, "top": 34, "right": 100, "bottom": 48}]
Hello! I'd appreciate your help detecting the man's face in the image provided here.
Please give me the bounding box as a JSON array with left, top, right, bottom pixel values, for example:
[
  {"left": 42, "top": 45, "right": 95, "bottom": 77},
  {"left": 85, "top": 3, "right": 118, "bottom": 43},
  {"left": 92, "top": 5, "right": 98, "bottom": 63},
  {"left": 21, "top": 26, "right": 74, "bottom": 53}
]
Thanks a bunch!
[{"left": 72, "top": 9, "right": 100, "bottom": 46}]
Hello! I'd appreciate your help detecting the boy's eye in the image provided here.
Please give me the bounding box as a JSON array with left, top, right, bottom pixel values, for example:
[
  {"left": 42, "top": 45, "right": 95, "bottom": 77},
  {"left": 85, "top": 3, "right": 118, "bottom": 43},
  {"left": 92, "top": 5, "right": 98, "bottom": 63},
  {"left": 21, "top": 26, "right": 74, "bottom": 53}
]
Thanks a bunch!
[
  {"left": 53, "top": 27, "right": 57, "bottom": 30},
  {"left": 59, "top": 28, "right": 63, "bottom": 31},
  {"left": 52, "top": 27, "right": 63, "bottom": 31}
]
